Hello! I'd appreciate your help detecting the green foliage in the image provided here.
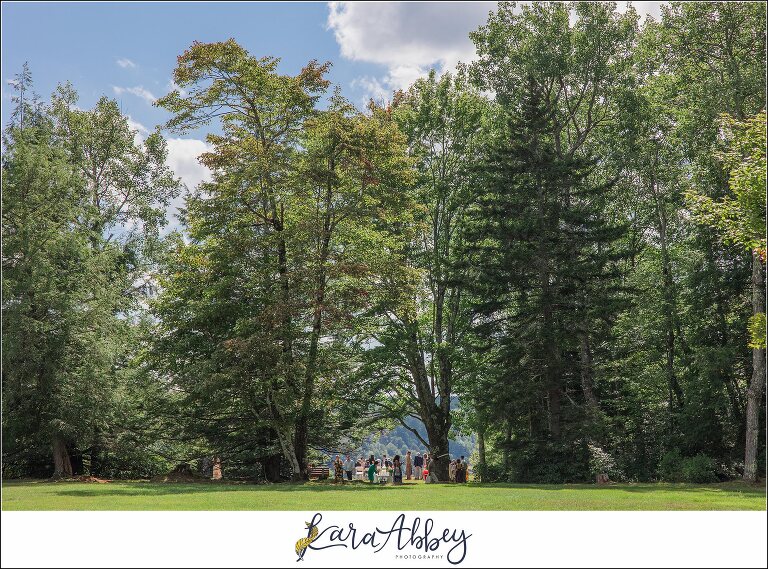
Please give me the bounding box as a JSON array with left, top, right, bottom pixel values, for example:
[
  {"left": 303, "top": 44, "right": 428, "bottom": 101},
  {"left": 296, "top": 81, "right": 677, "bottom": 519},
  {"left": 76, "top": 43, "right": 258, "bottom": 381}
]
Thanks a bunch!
[
  {"left": 4, "top": 4, "right": 765, "bottom": 486},
  {"left": 658, "top": 449, "right": 685, "bottom": 482},
  {"left": 681, "top": 454, "right": 719, "bottom": 484},
  {"left": 2, "top": 74, "right": 180, "bottom": 478},
  {"left": 659, "top": 450, "right": 718, "bottom": 483},
  {"left": 508, "top": 442, "right": 591, "bottom": 484},
  {"left": 687, "top": 111, "right": 767, "bottom": 261},
  {"left": 748, "top": 313, "right": 767, "bottom": 350}
]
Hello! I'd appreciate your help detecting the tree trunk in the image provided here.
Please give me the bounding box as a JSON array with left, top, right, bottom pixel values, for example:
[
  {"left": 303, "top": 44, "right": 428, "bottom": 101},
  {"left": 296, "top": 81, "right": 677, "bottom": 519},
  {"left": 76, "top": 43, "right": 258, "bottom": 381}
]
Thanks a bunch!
[
  {"left": 503, "top": 419, "right": 512, "bottom": 474},
  {"left": 427, "top": 430, "right": 450, "bottom": 482},
  {"left": 477, "top": 427, "right": 486, "bottom": 482},
  {"left": 744, "top": 253, "right": 766, "bottom": 482},
  {"left": 579, "top": 331, "right": 599, "bottom": 413},
  {"left": 536, "top": 147, "right": 561, "bottom": 439},
  {"left": 278, "top": 426, "right": 303, "bottom": 482},
  {"left": 294, "top": 181, "right": 334, "bottom": 482},
  {"left": 261, "top": 454, "right": 282, "bottom": 483},
  {"left": 266, "top": 389, "right": 303, "bottom": 481},
  {"left": 52, "top": 435, "right": 73, "bottom": 479},
  {"left": 651, "top": 156, "right": 685, "bottom": 413},
  {"left": 404, "top": 321, "right": 451, "bottom": 481},
  {"left": 660, "top": 235, "right": 685, "bottom": 410},
  {"left": 211, "top": 457, "right": 222, "bottom": 480}
]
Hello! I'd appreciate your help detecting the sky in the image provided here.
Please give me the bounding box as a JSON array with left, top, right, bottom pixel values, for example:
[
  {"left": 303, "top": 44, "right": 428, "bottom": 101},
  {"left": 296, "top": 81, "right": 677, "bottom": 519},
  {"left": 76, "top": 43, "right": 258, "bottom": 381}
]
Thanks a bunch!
[{"left": 2, "top": 1, "right": 664, "bottom": 227}]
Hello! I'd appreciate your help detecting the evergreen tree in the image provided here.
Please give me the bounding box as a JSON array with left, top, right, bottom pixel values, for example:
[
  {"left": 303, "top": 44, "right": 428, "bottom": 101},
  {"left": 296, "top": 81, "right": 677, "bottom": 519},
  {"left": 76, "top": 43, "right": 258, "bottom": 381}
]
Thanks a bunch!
[{"left": 462, "top": 78, "right": 628, "bottom": 481}]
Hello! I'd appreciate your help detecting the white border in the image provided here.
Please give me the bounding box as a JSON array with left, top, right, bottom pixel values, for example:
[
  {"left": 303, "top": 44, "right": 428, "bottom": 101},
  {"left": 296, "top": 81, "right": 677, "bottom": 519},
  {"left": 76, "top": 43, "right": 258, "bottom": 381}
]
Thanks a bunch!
[{"left": 2, "top": 510, "right": 767, "bottom": 568}]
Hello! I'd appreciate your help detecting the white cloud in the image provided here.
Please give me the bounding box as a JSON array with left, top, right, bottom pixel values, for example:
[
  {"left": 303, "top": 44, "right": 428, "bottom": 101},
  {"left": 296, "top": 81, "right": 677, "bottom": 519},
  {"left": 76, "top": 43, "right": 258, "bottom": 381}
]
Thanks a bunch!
[
  {"left": 163, "top": 138, "right": 213, "bottom": 231},
  {"left": 327, "top": 1, "right": 496, "bottom": 99},
  {"left": 126, "top": 115, "right": 150, "bottom": 144},
  {"left": 329, "top": 2, "right": 667, "bottom": 102},
  {"left": 166, "top": 79, "right": 187, "bottom": 97},
  {"left": 116, "top": 58, "right": 137, "bottom": 69},
  {"left": 350, "top": 76, "right": 389, "bottom": 104},
  {"left": 112, "top": 85, "right": 157, "bottom": 104},
  {"left": 619, "top": 1, "right": 665, "bottom": 21},
  {"left": 166, "top": 138, "right": 212, "bottom": 191}
]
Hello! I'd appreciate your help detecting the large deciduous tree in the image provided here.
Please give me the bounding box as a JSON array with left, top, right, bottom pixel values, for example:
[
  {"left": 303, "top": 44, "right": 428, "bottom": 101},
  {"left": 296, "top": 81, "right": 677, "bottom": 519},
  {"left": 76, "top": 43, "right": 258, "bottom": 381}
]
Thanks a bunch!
[{"left": 154, "top": 41, "right": 413, "bottom": 479}]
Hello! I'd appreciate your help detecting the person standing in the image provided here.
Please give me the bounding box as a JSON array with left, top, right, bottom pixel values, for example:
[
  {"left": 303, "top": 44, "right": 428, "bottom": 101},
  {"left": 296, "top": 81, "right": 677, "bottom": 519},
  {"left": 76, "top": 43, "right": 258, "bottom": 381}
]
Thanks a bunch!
[
  {"left": 426, "top": 454, "right": 439, "bottom": 483},
  {"left": 449, "top": 459, "right": 457, "bottom": 483},
  {"left": 413, "top": 452, "right": 423, "bottom": 480},
  {"left": 367, "top": 460, "right": 377, "bottom": 483},
  {"left": 333, "top": 455, "right": 344, "bottom": 484},
  {"left": 343, "top": 454, "right": 354, "bottom": 481},
  {"left": 456, "top": 456, "right": 466, "bottom": 483},
  {"left": 393, "top": 455, "right": 403, "bottom": 485},
  {"left": 405, "top": 451, "right": 413, "bottom": 480}
]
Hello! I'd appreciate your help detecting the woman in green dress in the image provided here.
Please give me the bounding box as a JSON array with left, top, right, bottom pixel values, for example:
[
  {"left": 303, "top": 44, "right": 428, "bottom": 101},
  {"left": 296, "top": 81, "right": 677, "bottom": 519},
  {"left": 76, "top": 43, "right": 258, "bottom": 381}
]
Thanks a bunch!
[{"left": 367, "top": 460, "right": 377, "bottom": 483}]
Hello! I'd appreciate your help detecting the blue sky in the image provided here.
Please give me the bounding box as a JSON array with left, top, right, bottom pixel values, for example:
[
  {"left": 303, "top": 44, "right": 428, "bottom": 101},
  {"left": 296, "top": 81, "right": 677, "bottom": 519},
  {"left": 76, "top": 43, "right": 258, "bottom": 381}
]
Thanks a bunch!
[
  {"left": 3, "top": 3, "right": 376, "bottom": 134},
  {"left": 1, "top": 1, "right": 504, "bottom": 196},
  {"left": 2, "top": 1, "right": 663, "bottom": 223}
]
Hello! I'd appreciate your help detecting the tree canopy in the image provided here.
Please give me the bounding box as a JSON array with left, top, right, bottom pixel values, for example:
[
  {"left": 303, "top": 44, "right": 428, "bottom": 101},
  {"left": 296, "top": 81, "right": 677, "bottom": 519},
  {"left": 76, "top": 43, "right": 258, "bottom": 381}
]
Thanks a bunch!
[{"left": 3, "top": 2, "right": 765, "bottom": 484}]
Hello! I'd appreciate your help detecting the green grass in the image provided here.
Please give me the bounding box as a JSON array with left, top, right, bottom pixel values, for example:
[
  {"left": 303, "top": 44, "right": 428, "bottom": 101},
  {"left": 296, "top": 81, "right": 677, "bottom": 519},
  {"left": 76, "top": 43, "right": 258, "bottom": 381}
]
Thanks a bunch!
[{"left": 3, "top": 479, "right": 765, "bottom": 511}]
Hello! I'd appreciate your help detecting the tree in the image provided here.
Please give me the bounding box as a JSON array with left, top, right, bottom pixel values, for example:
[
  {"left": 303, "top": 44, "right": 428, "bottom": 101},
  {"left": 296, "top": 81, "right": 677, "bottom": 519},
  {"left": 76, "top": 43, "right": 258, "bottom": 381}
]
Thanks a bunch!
[
  {"left": 355, "top": 70, "right": 491, "bottom": 481},
  {"left": 154, "top": 41, "right": 414, "bottom": 479},
  {"left": 461, "top": 76, "right": 628, "bottom": 481},
  {"left": 2, "top": 74, "right": 179, "bottom": 478},
  {"left": 687, "top": 111, "right": 766, "bottom": 482},
  {"left": 655, "top": 1, "right": 766, "bottom": 482},
  {"left": 467, "top": 3, "right": 636, "bottom": 475}
]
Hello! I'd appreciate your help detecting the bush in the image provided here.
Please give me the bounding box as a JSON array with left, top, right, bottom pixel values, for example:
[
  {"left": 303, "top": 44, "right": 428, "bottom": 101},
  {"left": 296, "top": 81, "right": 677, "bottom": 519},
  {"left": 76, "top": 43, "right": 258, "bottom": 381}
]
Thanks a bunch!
[
  {"left": 587, "top": 443, "right": 624, "bottom": 481},
  {"left": 658, "top": 450, "right": 718, "bottom": 483},
  {"left": 508, "top": 441, "right": 591, "bottom": 483},
  {"left": 681, "top": 454, "right": 718, "bottom": 483},
  {"left": 659, "top": 449, "right": 684, "bottom": 481}
]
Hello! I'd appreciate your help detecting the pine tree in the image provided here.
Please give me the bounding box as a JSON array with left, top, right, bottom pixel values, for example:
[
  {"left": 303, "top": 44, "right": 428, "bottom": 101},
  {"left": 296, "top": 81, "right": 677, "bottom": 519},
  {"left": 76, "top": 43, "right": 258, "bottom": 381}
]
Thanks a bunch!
[{"left": 462, "top": 78, "right": 628, "bottom": 480}]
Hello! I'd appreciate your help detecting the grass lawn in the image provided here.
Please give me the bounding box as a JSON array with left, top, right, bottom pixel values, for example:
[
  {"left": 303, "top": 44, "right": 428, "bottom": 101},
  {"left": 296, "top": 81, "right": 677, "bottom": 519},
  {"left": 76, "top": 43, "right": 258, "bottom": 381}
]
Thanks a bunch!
[{"left": 2, "top": 479, "right": 765, "bottom": 511}]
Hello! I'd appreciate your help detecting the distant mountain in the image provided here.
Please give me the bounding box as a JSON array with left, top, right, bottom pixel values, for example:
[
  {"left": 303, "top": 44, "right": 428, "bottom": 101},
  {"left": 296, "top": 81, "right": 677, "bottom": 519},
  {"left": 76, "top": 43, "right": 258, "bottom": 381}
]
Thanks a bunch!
[
  {"left": 354, "top": 419, "right": 476, "bottom": 462},
  {"left": 352, "top": 397, "right": 476, "bottom": 462}
]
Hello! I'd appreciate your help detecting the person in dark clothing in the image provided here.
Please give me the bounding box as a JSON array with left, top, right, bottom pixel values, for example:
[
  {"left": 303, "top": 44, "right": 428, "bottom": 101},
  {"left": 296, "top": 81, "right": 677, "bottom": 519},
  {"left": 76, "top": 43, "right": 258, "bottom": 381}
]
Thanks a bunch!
[
  {"left": 456, "top": 456, "right": 466, "bottom": 483},
  {"left": 413, "top": 453, "right": 424, "bottom": 480},
  {"left": 393, "top": 455, "right": 403, "bottom": 485}
]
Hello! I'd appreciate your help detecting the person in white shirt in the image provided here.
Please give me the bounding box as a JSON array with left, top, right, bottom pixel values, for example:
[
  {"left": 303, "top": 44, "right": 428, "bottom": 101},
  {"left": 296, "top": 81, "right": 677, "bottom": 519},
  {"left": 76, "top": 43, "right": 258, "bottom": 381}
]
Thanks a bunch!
[{"left": 343, "top": 455, "right": 355, "bottom": 481}]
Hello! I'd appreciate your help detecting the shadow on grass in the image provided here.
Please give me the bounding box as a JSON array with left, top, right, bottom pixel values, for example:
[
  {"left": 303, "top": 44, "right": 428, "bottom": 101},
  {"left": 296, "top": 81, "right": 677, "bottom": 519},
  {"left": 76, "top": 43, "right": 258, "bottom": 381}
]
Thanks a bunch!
[
  {"left": 458, "top": 482, "right": 766, "bottom": 495},
  {"left": 48, "top": 481, "right": 420, "bottom": 498},
  {"left": 5, "top": 479, "right": 764, "bottom": 499}
]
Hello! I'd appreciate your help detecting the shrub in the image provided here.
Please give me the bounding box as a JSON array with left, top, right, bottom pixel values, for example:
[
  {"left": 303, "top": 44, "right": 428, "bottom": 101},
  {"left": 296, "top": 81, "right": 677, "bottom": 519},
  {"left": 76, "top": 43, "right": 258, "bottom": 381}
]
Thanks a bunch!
[
  {"left": 587, "top": 443, "right": 624, "bottom": 481},
  {"left": 509, "top": 441, "right": 591, "bottom": 483},
  {"left": 658, "top": 449, "right": 684, "bottom": 481},
  {"left": 681, "top": 454, "right": 718, "bottom": 483},
  {"left": 658, "top": 450, "right": 718, "bottom": 483}
]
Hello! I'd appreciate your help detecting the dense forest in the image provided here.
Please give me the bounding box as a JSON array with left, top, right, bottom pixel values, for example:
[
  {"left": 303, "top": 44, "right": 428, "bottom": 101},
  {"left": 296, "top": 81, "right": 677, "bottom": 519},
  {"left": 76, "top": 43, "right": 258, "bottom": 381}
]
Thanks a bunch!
[{"left": 3, "top": 2, "right": 766, "bottom": 484}]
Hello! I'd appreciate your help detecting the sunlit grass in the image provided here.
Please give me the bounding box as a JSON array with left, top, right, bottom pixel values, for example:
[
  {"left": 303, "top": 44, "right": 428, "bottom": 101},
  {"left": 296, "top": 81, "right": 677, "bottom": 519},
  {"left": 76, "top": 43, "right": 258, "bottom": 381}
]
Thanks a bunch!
[{"left": 2, "top": 479, "right": 764, "bottom": 511}]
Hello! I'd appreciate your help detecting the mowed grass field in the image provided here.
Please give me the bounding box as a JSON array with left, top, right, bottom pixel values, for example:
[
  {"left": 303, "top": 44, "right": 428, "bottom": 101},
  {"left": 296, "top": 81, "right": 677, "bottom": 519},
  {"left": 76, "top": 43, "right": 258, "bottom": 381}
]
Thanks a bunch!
[{"left": 2, "top": 479, "right": 765, "bottom": 511}]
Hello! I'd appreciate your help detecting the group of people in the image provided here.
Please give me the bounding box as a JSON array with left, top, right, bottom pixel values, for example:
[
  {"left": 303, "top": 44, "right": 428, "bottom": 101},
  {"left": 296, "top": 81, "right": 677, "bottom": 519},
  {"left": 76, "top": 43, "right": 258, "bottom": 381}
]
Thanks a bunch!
[
  {"left": 330, "top": 451, "right": 470, "bottom": 484},
  {"left": 448, "top": 456, "right": 469, "bottom": 483}
]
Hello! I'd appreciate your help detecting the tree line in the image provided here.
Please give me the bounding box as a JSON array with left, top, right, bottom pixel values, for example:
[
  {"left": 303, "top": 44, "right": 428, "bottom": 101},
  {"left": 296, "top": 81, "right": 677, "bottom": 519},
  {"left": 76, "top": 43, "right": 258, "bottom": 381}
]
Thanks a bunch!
[{"left": 3, "top": 1, "right": 765, "bottom": 483}]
